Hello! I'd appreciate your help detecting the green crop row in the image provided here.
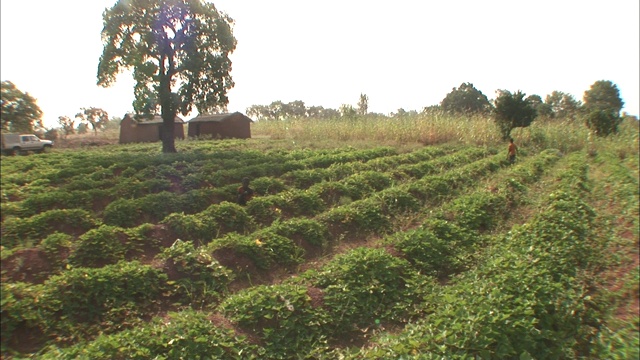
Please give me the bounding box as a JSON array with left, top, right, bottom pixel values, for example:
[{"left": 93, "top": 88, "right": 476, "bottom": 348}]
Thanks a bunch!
[
  {"left": 341, "top": 153, "right": 615, "bottom": 359},
  {"left": 20, "top": 149, "right": 570, "bottom": 358}
]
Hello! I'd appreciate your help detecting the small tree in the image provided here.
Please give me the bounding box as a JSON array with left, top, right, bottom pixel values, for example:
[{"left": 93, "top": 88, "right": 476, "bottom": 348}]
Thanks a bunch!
[
  {"left": 57, "top": 116, "right": 76, "bottom": 136},
  {"left": 493, "top": 90, "right": 537, "bottom": 140},
  {"left": 440, "top": 82, "right": 492, "bottom": 115},
  {"left": 340, "top": 104, "right": 357, "bottom": 117},
  {"left": 1, "top": 81, "right": 43, "bottom": 132},
  {"left": 75, "top": 107, "right": 109, "bottom": 135},
  {"left": 357, "top": 93, "right": 369, "bottom": 115}
]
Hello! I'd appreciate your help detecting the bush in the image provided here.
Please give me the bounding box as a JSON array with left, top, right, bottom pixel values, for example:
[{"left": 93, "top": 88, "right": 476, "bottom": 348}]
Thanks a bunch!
[{"left": 584, "top": 109, "right": 622, "bottom": 137}]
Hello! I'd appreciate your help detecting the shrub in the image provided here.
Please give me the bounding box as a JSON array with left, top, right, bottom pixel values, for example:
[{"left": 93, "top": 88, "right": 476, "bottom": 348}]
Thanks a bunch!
[{"left": 584, "top": 109, "right": 622, "bottom": 137}]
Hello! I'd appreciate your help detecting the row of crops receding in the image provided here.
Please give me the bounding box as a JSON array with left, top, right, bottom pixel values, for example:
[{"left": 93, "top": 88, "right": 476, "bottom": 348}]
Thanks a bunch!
[{"left": 1, "top": 140, "right": 637, "bottom": 359}]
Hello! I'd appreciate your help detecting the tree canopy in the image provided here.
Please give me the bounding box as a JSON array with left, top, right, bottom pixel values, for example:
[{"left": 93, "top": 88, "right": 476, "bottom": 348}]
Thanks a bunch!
[
  {"left": 543, "top": 91, "right": 582, "bottom": 120},
  {"left": 583, "top": 80, "right": 624, "bottom": 117},
  {"left": 98, "top": 0, "right": 237, "bottom": 152},
  {"left": 440, "top": 82, "right": 492, "bottom": 115},
  {"left": 493, "top": 90, "right": 537, "bottom": 140},
  {"left": 1, "top": 81, "right": 43, "bottom": 133}
]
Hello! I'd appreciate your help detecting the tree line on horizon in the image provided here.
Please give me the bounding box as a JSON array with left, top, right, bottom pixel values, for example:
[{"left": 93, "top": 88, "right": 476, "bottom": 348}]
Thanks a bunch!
[{"left": 1, "top": 0, "right": 635, "bottom": 147}]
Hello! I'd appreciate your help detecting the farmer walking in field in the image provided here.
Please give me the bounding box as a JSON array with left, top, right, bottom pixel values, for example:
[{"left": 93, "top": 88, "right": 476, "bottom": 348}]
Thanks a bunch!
[
  {"left": 237, "top": 177, "right": 254, "bottom": 206},
  {"left": 507, "top": 138, "right": 517, "bottom": 164}
]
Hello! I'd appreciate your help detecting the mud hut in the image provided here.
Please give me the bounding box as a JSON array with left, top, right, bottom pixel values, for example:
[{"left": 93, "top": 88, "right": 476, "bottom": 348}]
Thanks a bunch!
[
  {"left": 187, "top": 112, "right": 253, "bottom": 139},
  {"left": 119, "top": 114, "right": 185, "bottom": 144}
]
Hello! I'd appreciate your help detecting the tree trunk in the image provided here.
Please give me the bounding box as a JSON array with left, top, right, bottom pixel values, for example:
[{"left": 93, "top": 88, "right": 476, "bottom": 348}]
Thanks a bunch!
[
  {"left": 159, "top": 67, "right": 177, "bottom": 153},
  {"left": 161, "top": 115, "right": 177, "bottom": 153}
]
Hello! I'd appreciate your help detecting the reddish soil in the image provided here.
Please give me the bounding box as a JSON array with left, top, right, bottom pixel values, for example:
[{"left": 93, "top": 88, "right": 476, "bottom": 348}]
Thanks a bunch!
[{"left": 1, "top": 248, "right": 56, "bottom": 284}]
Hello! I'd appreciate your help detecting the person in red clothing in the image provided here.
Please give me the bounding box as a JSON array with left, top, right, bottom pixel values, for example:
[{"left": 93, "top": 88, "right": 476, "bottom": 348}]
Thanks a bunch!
[
  {"left": 237, "top": 177, "right": 254, "bottom": 205},
  {"left": 507, "top": 138, "right": 517, "bottom": 164}
]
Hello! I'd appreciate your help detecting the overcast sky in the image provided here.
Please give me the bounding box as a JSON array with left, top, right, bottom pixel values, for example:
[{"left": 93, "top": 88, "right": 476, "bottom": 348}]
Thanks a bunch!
[{"left": 1, "top": 0, "right": 638, "bottom": 128}]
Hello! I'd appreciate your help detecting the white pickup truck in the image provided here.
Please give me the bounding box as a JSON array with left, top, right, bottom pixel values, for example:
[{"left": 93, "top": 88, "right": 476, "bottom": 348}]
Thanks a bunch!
[{"left": 1, "top": 133, "right": 54, "bottom": 155}]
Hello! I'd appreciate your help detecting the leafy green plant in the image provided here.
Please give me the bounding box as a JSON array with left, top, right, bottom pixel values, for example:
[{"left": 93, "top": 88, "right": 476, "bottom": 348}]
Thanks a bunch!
[
  {"left": 158, "top": 239, "right": 234, "bottom": 306},
  {"left": 1, "top": 209, "right": 98, "bottom": 248},
  {"left": 268, "top": 218, "right": 330, "bottom": 249},
  {"left": 39, "top": 261, "right": 168, "bottom": 337},
  {"left": 40, "top": 310, "right": 260, "bottom": 359},
  {"left": 309, "top": 247, "right": 421, "bottom": 332},
  {"left": 221, "top": 283, "right": 329, "bottom": 358}
]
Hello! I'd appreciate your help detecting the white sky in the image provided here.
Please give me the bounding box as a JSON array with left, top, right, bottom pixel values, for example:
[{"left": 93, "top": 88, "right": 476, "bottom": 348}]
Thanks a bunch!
[{"left": 1, "top": 0, "right": 638, "bottom": 128}]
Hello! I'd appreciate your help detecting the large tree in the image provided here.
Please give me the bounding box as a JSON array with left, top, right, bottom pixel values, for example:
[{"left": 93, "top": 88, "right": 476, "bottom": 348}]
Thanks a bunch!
[
  {"left": 493, "top": 90, "right": 537, "bottom": 140},
  {"left": 440, "top": 82, "right": 492, "bottom": 115},
  {"left": 582, "top": 80, "right": 624, "bottom": 137},
  {"left": 1, "top": 81, "right": 43, "bottom": 133},
  {"left": 583, "top": 80, "right": 624, "bottom": 116},
  {"left": 98, "top": 0, "right": 236, "bottom": 153}
]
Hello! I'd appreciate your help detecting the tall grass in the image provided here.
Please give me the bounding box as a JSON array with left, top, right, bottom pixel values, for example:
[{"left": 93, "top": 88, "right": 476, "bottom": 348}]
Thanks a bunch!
[{"left": 253, "top": 113, "right": 638, "bottom": 155}]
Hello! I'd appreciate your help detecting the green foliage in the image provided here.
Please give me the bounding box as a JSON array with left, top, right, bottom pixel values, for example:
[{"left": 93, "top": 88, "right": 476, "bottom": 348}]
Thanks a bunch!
[
  {"left": 38, "top": 232, "right": 73, "bottom": 270},
  {"left": 390, "top": 219, "right": 477, "bottom": 277},
  {"left": 310, "top": 247, "right": 421, "bottom": 331},
  {"left": 158, "top": 239, "right": 234, "bottom": 306},
  {"left": 544, "top": 90, "right": 582, "bottom": 119},
  {"left": 67, "top": 225, "right": 136, "bottom": 268},
  {"left": 440, "top": 82, "right": 492, "bottom": 114},
  {"left": 1, "top": 80, "right": 43, "bottom": 132},
  {"left": 162, "top": 202, "right": 254, "bottom": 242},
  {"left": 41, "top": 310, "right": 259, "bottom": 359},
  {"left": 268, "top": 218, "right": 330, "bottom": 248},
  {"left": 232, "top": 231, "right": 305, "bottom": 269},
  {"left": 583, "top": 80, "right": 624, "bottom": 117},
  {"left": 1, "top": 209, "right": 98, "bottom": 247},
  {"left": 493, "top": 89, "right": 538, "bottom": 139},
  {"left": 585, "top": 109, "right": 623, "bottom": 137},
  {"left": 39, "top": 261, "right": 167, "bottom": 338},
  {"left": 439, "top": 191, "right": 508, "bottom": 231},
  {"left": 0, "top": 135, "right": 636, "bottom": 358},
  {"left": 1, "top": 282, "right": 42, "bottom": 351},
  {"left": 221, "top": 283, "right": 329, "bottom": 358}
]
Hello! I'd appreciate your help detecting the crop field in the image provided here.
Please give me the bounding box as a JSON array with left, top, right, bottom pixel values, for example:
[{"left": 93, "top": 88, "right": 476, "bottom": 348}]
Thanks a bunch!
[{"left": 1, "top": 120, "right": 638, "bottom": 359}]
